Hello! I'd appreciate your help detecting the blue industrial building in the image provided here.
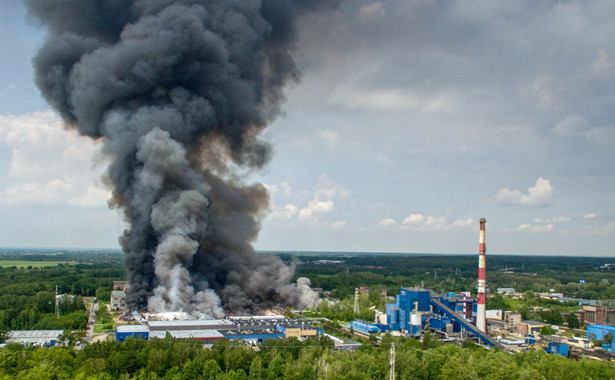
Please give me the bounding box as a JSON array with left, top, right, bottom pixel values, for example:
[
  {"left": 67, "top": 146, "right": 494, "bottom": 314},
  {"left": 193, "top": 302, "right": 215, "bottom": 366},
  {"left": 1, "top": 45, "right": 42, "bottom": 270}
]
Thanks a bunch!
[
  {"left": 386, "top": 288, "right": 476, "bottom": 333},
  {"left": 586, "top": 324, "right": 615, "bottom": 353},
  {"left": 115, "top": 325, "right": 149, "bottom": 342},
  {"left": 348, "top": 320, "right": 380, "bottom": 335},
  {"left": 602, "top": 341, "right": 615, "bottom": 353},
  {"left": 225, "top": 332, "right": 285, "bottom": 342},
  {"left": 586, "top": 324, "right": 615, "bottom": 341},
  {"left": 386, "top": 287, "right": 502, "bottom": 349},
  {"left": 386, "top": 288, "right": 431, "bottom": 332},
  {"left": 546, "top": 342, "right": 569, "bottom": 356}
]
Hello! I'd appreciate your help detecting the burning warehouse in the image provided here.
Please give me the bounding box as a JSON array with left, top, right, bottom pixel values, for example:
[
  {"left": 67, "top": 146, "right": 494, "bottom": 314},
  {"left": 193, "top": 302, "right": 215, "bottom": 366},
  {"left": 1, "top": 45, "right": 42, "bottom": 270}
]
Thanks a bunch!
[{"left": 115, "top": 316, "right": 323, "bottom": 344}]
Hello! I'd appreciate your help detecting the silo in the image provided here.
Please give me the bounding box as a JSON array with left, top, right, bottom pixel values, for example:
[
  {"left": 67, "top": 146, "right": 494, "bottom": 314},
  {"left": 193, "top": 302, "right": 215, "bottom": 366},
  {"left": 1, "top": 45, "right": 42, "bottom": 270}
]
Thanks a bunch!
[{"left": 410, "top": 313, "right": 422, "bottom": 337}]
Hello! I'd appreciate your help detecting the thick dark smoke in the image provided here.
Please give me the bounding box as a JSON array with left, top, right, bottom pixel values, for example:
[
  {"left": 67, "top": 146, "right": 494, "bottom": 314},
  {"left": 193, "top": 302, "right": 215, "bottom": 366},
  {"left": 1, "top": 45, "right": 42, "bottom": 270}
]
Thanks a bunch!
[{"left": 26, "top": 0, "right": 338, "bottom": 316}]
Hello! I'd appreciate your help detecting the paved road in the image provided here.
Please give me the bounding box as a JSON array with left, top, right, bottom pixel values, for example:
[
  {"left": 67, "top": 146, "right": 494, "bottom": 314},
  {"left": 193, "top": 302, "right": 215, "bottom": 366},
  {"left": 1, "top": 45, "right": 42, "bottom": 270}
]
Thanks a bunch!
[{"left": 85, "top": 302, "right": 98, "bottom": 343}]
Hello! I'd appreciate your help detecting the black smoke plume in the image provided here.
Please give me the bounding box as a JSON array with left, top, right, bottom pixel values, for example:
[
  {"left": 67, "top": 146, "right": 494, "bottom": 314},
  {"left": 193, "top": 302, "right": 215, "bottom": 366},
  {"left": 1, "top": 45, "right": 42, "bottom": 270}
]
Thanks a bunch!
[{"left": 26, "top": 0, "right": 338, "bottom": 316}]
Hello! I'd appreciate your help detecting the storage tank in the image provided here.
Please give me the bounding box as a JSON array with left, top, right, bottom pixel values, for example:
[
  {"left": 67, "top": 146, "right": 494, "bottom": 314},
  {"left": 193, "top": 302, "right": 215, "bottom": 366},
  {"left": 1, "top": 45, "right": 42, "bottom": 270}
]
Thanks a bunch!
[{"left": 410, "top": 313, "right": 422, "bottom": 336}]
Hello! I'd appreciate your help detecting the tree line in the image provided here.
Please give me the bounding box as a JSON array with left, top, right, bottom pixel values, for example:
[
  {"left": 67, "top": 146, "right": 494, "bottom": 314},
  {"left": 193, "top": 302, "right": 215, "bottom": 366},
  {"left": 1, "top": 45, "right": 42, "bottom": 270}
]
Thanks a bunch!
[
  {"left": 1, "top": 335, "right": 614, "bottom": 379},
  {"left": 292, "top": 254, "right": 615, "bottom": 301},
  {"left": 0, "top": 263, "right": 124, "bottom": 333}
]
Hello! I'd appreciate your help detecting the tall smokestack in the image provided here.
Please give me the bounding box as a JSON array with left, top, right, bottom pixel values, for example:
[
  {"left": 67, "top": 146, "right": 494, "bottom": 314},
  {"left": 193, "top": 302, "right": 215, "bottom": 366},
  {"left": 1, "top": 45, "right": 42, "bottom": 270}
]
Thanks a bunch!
[{"left": 477, "top": 218, "right": 487, "bottom": 332}]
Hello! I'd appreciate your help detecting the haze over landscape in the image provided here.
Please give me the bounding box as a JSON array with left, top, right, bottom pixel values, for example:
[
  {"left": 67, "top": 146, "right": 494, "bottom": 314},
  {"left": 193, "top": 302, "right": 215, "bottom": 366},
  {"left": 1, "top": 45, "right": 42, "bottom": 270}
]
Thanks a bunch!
[{"left": 0, "top": 1, "right": 614, "bottom": 256}]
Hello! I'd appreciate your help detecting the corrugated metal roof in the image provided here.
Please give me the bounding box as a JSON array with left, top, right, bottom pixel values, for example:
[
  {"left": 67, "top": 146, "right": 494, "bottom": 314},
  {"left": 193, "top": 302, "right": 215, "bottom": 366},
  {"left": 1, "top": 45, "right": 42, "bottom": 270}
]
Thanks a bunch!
[
  {"left": 147, "top": 319, "right": 234, "bottom": 331},
  {"left": 149, "top": 330, "right": 224, "bottom": 339},
  {"left": 7, "top": 330, "right": 63, "bottom": 344},
  {"left": 116, "top": 325, "right": 149, "bottom": 333}
]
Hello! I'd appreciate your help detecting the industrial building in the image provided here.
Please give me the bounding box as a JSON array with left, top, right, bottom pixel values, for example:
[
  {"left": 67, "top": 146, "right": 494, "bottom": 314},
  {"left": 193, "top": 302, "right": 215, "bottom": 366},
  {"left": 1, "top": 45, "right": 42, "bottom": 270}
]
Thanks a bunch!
[
  {"left": 380, "top": 219, "right": 504, "bottom": 349},
  {"left": 384, "top": 287, "right": 502, "bottom": 348},
  {"left": 587, "top": 324, "right": 615, "bottom": 341},
  {"left": 546, "top": 342, "right": 569, "bottom": 356},
  {"left": 115, "top": 316, "right": 323, "bottom": 344},
  {"left": 116, "top": 325, "right": 149, "bottom": 342},
  {"left": 5, "top": 330, "right": 63, "bottom": 346},
  {"left": 583, "top": 306, "right": 615, "bottom": 326},
  {"left": 347, "top": 320, "right": 384, "bottom": 335},
  {"left": 111, "top": 290, "right": 127, "bottom": 310}
]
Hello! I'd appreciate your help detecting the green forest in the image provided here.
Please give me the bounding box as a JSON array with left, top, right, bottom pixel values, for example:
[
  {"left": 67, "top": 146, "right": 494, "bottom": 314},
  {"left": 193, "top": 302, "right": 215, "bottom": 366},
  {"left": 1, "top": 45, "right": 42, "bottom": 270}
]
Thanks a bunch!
[
  {"left": 290, "top": 253, "right": 615, "bottom": 300},
  {"left": 2, "top": 335, "right": 615, "bottom": 379},
  {"left": 0, "top": 252, "right": 124, "bottom": 332}
]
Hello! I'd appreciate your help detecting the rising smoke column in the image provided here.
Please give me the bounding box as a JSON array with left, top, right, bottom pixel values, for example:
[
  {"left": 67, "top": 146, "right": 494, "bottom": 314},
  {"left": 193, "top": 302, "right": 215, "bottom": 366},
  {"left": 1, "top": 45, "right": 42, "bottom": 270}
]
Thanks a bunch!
[{"left": 26, "top": 0, "right": 336, "bottom": 316}]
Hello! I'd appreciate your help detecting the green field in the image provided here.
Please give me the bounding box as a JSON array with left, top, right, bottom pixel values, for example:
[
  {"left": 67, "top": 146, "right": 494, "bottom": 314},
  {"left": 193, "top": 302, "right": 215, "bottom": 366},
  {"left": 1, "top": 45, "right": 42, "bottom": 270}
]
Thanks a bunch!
[{"left": 0, "top": 260, "right": 77, "bottom": 268}]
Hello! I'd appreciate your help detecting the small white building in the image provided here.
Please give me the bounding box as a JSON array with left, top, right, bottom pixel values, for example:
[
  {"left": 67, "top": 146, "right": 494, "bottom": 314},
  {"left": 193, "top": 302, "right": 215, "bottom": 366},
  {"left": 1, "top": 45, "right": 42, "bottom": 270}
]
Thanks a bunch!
[
  {"left": 486, "top": 309, "right": 503, "bottom": 319},
  {"left": 374, "top": 309, "right": 387, "bottom": 325},
  {"left": 497, "top": 288, "right": 516, "bottom": 295},
  {"left": 111, "top": 290, "right": 127, "bottom": 310}
]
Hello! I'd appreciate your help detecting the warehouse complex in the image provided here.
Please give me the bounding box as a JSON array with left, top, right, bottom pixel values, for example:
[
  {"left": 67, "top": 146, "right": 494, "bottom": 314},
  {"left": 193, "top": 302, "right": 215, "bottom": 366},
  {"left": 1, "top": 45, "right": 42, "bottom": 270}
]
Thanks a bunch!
[{"left": 115, "top": 316, "right": 323, "bottom": 344}]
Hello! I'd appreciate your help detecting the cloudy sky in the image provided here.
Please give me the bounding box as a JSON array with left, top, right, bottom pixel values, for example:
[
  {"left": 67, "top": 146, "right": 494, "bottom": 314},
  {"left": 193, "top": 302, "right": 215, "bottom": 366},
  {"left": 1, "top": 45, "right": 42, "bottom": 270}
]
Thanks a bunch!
[{"left": 1, "top": 1, "right": 614, "bottom": 256}]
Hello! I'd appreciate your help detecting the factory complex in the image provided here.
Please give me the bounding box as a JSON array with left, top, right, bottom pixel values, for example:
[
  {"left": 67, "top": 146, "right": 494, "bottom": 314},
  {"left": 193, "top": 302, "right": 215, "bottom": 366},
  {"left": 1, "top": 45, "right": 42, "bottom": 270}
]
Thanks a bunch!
[
  {"left": 383, "top": 287, "right": 501, "bottom": 348},
  {"left": 115, "top": 316, "right": 323, "bottom": 344},
  {"left": 347, "top": 219, "right": 502, "bottom": 349}
]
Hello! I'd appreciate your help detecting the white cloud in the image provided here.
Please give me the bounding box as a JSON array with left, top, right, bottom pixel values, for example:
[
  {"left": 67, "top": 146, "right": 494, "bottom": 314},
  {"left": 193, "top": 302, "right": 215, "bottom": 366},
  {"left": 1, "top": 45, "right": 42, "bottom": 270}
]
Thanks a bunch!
[
  {"left": 317, "top": 129, "right": 339, "bottom": 147},
  {"left": 584, "top": 213, "right": 597, "bottom": 220},
  {"left": 368, "top": 151, "right": 390, "bottom": 164},
  {"left": 359, "top": 2, "right": 386, "bottom": 22},
  {"left": 0, "top": 179, "right": 73, "bottom": 205},
  {"left": 68, "top": 186, "right": 112, "bottom": 207},
  {"left": 298, "top": 200, "right": 335, "bottom": 220},
  {"left": 553, "top": 114, "right": 589, "bottom": 137},
  {"left": 534, "top": 216, "right": 570, "bottom": 224},
  {"left": 329, "top": 86, "right": 421, "bottom": 111},
  {"left": 449, "top": 218, "right": 474, "bottom": 228},
  {"left": 265, "top": 182, "right": 292, "bottom": 198},
  {"left": 378, "top": 218, "right": 397, "bottom": 227},
  {"left": 267, "top": 204, "right": 299, "bottom": 222},
  {"left": 266, "top": 175, "right": 349, "bottom": 229},
  {"left": 313, "top": 174, "right": 351, "bottom": 200},
  {"left": 391, "top": 214, "right": 474, "bottom": 232},
  {"left": 592, "top": 49, "right": 613, "bottom": 74},
  {"left": 0, "top": 84, "right": 16, "bottom": 97},
  {"left": 496, "top": 177, "right": 554, "bottom": 207},
  {"left": 330, "top": 220, "right": 347, "bottom": 229},
  {"left": 551, "top": 115, "right": 615, "bottom": 145},
  {"left": 402, "top": 213, "right": 425, "bottom": 225},
  {"left": 0, "top": 111, "right": 108, "bottom": 207},
  {"left": 421, "top": 216, "right": 447, "bottom": 231},
  {"left": 517, "top": 223, "right": 554, "bottom": 233},
  {"left": 529, "top": 74, "right": 557, "bottom": 107}
]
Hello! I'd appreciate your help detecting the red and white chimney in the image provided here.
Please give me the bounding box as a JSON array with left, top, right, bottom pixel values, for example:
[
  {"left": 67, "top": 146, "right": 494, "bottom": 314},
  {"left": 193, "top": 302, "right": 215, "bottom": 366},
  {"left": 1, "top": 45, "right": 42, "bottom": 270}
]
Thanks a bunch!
[{"left": 477, "top": 218, "right": 487, "bottom": 332}]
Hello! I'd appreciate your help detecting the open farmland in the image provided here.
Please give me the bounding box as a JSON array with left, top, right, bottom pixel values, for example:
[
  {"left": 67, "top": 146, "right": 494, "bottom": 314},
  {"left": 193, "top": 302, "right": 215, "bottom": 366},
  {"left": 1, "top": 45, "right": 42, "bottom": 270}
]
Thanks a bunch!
[{"left": 0, "top": 260, "right": 77, "bottom": 268}]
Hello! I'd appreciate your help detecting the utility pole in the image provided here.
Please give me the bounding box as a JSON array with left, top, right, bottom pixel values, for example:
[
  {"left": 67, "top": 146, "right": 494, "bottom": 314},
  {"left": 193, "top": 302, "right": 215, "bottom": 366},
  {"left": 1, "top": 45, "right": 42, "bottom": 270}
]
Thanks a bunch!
[
  {"left": 55, "top": 285, "right": 60, "bottom": 319},
  {"left": 389, "top": 342, "right": 396, "bottom": 380}
]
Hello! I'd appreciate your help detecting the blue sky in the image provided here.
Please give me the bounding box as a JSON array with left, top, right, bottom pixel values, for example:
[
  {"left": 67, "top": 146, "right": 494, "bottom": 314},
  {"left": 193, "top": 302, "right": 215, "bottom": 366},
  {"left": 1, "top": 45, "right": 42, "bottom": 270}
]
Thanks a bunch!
[{"left": 0, "top": 1, "right": 614, "bottom": 256}]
